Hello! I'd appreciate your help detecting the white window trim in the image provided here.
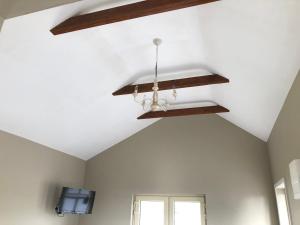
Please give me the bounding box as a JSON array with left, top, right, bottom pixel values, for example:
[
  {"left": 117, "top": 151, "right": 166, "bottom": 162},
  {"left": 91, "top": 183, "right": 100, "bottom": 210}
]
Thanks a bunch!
[{"left": 132, "top": 195, "right": 206, "bottom": 225}]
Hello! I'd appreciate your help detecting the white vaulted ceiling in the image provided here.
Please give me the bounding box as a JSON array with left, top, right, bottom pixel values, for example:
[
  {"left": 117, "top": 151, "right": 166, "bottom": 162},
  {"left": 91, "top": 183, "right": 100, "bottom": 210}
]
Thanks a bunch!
[{"left": 0, "top": 0, "right": 300, "bottom": 160}]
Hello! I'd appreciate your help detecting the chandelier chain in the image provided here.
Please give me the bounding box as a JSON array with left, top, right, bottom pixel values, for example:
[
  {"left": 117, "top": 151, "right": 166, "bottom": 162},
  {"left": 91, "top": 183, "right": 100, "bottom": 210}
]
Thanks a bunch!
[{"left": 155, "top": 43, "right": 159, "bottom": 81}]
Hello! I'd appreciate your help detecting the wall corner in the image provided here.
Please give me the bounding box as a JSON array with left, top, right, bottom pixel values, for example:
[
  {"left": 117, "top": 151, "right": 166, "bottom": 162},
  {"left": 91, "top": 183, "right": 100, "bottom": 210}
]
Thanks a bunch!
[{"left": 0, "top": 16, "right": 4, "bottom": 32}]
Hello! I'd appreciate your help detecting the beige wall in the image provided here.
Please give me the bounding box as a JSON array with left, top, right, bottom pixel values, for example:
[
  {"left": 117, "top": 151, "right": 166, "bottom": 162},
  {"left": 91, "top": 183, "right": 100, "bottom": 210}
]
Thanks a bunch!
[
  {"left": 80, "top": 115, "right": 278, "bottom": 225},
  {"left": 268, "top": 71, "right": 300, "bottom": 224},
  {"left": 0, "top": 0, "right": 81, "bottom": 18},
  {"left": 0, "top": 130, "right": 86, "bottom": 225}
]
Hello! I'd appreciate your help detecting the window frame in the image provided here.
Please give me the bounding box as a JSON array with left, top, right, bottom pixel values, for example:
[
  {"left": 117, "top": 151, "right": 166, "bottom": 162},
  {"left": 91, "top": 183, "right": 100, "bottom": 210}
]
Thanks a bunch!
[{"left": 132, "top": 195, "right": 206, "bottom": 225}]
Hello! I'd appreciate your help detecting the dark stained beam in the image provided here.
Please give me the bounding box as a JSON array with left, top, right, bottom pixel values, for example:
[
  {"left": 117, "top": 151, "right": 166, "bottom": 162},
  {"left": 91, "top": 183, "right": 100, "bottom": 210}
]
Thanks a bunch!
[
  {"left": 51, "top": 0, "right": 220, "bottom": 35},
  {"left": 113, "top": 74, "right": 229, "bottom": 96},
  {"left": 137, "top": 105, "right": 229, "bottom": 119}
]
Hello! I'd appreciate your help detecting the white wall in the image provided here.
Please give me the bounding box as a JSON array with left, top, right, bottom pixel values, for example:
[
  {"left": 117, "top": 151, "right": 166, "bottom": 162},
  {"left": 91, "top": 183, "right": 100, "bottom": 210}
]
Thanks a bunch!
[
  {"left": 80, "top": 115, "right": 278, "bottom": 225},
  {"left": 0, "top": 130, "right": 86, "bottom": 225},
  {"left": 268, "top": 71, "right": 300, "bottom": 224}
]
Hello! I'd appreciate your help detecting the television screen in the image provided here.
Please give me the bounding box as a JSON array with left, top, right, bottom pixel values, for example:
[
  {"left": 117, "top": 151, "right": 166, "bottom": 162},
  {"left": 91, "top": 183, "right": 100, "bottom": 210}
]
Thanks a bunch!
[{"left": 55, "top": 187, "right": 96, "bottom": 215}]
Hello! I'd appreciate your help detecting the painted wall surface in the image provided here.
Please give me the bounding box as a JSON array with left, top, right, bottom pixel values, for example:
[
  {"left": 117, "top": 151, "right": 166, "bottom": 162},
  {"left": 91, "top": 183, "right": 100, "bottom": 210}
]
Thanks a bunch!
[
  {"left": 268, "top": 71, "right": 300, "bottom": 224},
  {"left": 80, "top": 115, "right": 278, "bottom": 225},
  {"left": 0, "top": 130, "right": 86, "bottom": 225},
  {"left": 0, "top": 0, "right": 81, "bottom": 18}
]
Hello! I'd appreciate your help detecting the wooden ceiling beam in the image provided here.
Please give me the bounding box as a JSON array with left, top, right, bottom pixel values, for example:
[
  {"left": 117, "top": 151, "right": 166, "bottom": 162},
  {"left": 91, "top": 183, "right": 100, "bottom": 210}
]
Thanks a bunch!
[
  {"left": 113, "top": 74, "right": 229, "bottom": 96},
  {"left": 137, "top": 105, "right": 229, "bottom": 119},
  {"left": 51, "top": 0, "right": 220, "bottom": 35}
]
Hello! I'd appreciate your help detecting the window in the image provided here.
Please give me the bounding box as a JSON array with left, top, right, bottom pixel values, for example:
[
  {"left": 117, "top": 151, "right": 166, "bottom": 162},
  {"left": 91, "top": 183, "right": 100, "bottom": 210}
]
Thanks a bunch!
[
  {"left": 132, "top": 195, "right": 206, "bottom": 225},
  {"left": 274, "top": 179, "right": 292, "bottom": 225}
]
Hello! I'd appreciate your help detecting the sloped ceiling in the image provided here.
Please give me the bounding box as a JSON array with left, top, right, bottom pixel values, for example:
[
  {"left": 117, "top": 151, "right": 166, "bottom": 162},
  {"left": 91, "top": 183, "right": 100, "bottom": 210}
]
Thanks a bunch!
[{"left": 0, "top": 0, "right": 300, "bottom": 160}]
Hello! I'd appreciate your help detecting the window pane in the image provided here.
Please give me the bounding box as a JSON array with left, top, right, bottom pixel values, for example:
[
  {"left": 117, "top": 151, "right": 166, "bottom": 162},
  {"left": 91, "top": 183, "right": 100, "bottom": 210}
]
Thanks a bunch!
[
  {"left": 140, "top": 201, "right": 165, "bottom": 225},
  {"left": 174, "top": 201, "right": 201, "bottom": 225}
]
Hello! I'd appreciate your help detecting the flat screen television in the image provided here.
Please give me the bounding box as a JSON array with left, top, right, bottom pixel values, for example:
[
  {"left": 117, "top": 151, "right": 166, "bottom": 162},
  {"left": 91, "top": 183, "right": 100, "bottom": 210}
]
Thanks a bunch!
[{"left": 55, "top": 187, "right": 96, "bottom": 215}]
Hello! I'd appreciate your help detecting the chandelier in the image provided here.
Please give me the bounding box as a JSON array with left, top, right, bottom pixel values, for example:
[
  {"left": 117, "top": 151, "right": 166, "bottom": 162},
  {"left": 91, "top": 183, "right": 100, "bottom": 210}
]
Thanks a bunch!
[{"left": 133, "top": 38, "right": 177, "bottom": 112}]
